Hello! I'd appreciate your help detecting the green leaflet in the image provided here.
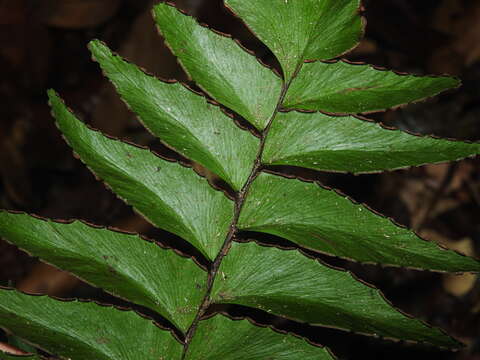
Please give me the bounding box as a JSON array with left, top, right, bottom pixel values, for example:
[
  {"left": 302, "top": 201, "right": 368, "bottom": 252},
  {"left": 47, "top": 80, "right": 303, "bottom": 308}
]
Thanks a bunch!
[
  {"left": 89, "top": 40, "right": 259, "bottom": 190},
  {"left": 153, "top": 3, "right": 282, "bottom": 130},
  {"left": 283, "top": 61, "right": 459, "bottom": 113},
  {"left": 0, "top": 289, "right": 183, "bottom": 360},
  {"left": 0, "top": 211, "right": 206, "bottom": 333},
  {"left": 237, "top": 172, "right": 480, "bottom": 272},
  {"left": 211, "top": 242, "right": 458, "bottom": 347},
  {"left": 225, "top": 0, "right": 363, "bottom": 80},
  {"left": 263, "top": 111, "right": 480, "bottom": 173},
  {"left": 185, "top": 315, "right": 334, "bottom": 359},
  {"left": 48, "top": 91, "right": 233, "bottom": 261},
  {"left": 0, "top": 0, "right": 477, "bottom": 357}
]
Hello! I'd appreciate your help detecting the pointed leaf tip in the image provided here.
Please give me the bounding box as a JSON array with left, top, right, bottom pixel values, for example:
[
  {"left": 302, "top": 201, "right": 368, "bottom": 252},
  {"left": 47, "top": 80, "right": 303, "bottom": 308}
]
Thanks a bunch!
[
  {"left": 153, "top": 2, "right": 282, "bottom": 130},
  {"left": 48, "top": 92, "right": 234, "bottom": 260},
  {"left": 225, "top": 0, "right": 364, "bottom": 80},
  {"left": 212, "top": 242, "right": 461, "bottom": 348},
  {"left": 88, "top": 39, "right": 259, "bottom": 190},
  {"left": 284, "top": 61, "right": 460, "bottom": 113},
  {"left": 263, "top": 111, "right": 480, "bottom": 173},
  {"left": 238, "top": 172, "right": 480, "bottom": 272}
]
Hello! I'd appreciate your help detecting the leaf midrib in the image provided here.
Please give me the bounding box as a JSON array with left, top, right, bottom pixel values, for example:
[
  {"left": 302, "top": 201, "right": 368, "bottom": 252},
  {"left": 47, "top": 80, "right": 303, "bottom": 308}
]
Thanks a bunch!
[{"left": 179, "top": 58, "right": 306, "bottom": 358}]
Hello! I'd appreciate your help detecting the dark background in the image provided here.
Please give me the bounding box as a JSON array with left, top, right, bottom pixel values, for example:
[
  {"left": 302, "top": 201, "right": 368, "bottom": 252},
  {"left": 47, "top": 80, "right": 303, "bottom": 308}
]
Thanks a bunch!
[{"left": 1, "top": 0, "right": 480, "bottom": 359}]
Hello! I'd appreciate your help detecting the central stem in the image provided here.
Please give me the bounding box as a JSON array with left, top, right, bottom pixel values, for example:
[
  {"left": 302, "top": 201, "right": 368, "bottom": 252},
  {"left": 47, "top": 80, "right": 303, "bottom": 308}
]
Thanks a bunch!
[{"left": 181, "top": 64, "right": 302, "bottom": 358}]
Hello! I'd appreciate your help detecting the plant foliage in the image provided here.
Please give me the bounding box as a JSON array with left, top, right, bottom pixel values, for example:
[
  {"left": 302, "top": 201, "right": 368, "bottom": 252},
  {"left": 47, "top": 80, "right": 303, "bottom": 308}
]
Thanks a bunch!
[{"left": 1, "top": 0, "right": 480, "bottom": 359}]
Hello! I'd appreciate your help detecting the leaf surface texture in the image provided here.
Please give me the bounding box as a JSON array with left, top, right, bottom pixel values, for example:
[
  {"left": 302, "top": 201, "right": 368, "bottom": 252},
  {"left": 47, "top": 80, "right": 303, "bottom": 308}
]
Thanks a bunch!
[
  {"left": 0, "top": 211, "right": 206, "bottom": 332},
  {"left": 48, "top": 91, "right": 233, "bottom": 260},
  {"left": 211, "top": 242, "right": 458, "bottom": 347},
  {"left": 284, "top": 61, "right": 459, "bottom": 113},
  {"left": 89, "top": 40, "right": 258, "bottom": 190},
  {"left": 0, "top": 289, "right": 183, "bottom": 360},
  {"left": 263, "top": 112, "right": 480, "bottom": 173},
  {"left": 225, "top": 0, "right": 363, "bottom": 79},
  {"left": 238, "top": 173, "right": 480, "bottom": 272},
  {"left": 0, "top": 0, "right": 477, "bottom": 357},
  {"left": 153, "top": 3, "right": 282, "bottom": 130},
  {"left": 185, "top": 315, "right": 334, "bottom": 359}
]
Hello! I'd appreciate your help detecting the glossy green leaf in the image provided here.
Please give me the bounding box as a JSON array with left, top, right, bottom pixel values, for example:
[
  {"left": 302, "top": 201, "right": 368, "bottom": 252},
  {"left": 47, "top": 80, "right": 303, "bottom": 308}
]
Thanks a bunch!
[
  {"left": 185, "top": 314, "right": 334, "bottom": 359},
  {"left": 89, "top": 40, "right": 259, "bottom": 190},
  {"left": 0, "top": 289, "right": 183, "bottom": 360},
  {"left": 10, "top": 0, "right": 477, "bottom": 357},
  {"left": 211, "top": 242, "right": 458, "bottom": 347},
  {"left": 153, "top": 3, "right": 282, "bottom": 130},
  {"left": 263, "top": 111, "right": 480, "bottom": 173},
  {"left": 284, "top": 61, "right": 459, "bottom": 113},
  {"left": 225, "top": 0, "right": 363, "bottom": 80},
  {"left": 48, "top": 90, "right": 233, "bottom": 260},
  {"left": 0, "top": 211, "right": 206, "bottom": 333},
  {"left": 238, "top": 172, "right": 480, "bottom": 272}
]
